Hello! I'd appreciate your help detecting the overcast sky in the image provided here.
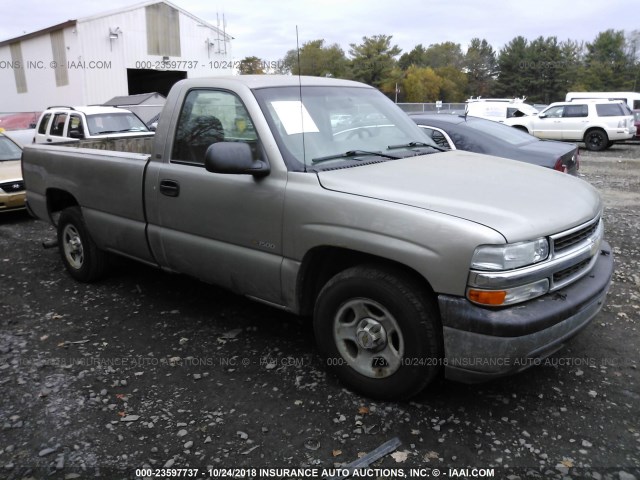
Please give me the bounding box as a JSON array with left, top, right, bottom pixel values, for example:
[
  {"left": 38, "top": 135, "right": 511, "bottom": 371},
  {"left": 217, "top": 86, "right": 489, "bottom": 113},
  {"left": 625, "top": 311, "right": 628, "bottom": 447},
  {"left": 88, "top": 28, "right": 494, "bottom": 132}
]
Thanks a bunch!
[{"left": 0, "top": 0, "right": 638, "bottom": 62}]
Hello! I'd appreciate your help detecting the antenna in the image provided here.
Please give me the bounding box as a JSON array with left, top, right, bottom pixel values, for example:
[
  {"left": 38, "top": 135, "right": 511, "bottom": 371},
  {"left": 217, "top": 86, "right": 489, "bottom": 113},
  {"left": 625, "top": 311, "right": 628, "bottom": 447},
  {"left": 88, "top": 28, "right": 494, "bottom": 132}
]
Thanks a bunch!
[
  {"left": 223, "top": 14, "right": 227, "bottom": 55},
  {"left": 296, "top": 25, "right": 307, "bottom": 172},
  {"left": 216, "top": 13, "right": 221, "bottom": 54}
]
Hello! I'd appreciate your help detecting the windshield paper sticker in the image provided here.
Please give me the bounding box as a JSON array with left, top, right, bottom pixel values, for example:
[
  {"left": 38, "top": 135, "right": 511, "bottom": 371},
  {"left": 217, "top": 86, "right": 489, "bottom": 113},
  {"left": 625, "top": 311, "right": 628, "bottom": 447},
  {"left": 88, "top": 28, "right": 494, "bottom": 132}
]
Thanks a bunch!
[{"left": 271, "top": 101, "right": 319, "bottom": 135}]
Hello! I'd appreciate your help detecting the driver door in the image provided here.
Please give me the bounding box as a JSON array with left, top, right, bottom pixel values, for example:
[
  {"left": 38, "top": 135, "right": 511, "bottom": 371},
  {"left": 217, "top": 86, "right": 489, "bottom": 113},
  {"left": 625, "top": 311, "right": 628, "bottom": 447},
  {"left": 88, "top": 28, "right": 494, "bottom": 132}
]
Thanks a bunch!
[
  {"left": 532, "top": 105, "right": 564, "bottom": 139},
  {"left": 145, "top": 89, "right": 287, "bottom": 305}
]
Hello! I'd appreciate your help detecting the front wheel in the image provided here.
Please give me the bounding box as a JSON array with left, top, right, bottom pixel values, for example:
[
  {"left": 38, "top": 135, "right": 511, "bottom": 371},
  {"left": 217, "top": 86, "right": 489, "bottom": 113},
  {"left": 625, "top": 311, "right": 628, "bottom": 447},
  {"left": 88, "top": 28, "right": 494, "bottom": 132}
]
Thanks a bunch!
[
  {"left": 57, "top": 206, "right": 109, "bottom": 282},
  {"left": 584, "top": 129, "right": 609, "bottom": 151},
  {"left": 313, "top": 265, "right": 443, "bottom": 400}
]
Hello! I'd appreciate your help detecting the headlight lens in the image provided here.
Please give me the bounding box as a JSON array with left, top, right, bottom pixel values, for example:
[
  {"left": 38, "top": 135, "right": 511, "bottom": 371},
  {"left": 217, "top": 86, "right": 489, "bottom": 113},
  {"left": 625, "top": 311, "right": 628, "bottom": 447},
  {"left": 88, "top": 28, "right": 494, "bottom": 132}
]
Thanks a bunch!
[{"left": 471, "top": 238, "right": 549, "bottom": 271}]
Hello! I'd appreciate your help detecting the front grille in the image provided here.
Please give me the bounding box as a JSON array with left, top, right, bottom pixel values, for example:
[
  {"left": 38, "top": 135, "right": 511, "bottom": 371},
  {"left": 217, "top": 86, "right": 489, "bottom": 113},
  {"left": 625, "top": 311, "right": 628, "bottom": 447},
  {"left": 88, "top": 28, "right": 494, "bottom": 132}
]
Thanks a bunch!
[
  {"left": 548, "top": 217, "right": 603, "bottom": 290},
  {"left": 553, "top": 220, "right": 599, "bottom": 253},
  {"left": 0, "top": 180, "right": 25, "bottom": 193},
  {"left": 553, "top": 258, "right": 592, "bottom": 284}
]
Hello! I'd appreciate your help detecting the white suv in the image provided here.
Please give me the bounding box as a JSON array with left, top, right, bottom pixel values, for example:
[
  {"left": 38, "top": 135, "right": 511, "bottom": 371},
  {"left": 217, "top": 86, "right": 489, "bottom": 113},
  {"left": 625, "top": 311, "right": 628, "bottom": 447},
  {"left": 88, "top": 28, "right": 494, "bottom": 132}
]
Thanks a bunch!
[
  {"left": 505, "top": 100, "right": 635, "bottom": 151},
  {"left": 34, "top": 106, "right": 153, "bottom": 144}
]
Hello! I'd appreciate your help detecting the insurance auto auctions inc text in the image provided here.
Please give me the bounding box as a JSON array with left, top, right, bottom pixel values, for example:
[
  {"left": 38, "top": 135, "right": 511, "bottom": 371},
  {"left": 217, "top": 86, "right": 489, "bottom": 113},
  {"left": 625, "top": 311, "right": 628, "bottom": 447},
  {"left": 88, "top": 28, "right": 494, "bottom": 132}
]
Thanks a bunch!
[{"left": 202, "top": 467, "right": 495, "bottom": 478}]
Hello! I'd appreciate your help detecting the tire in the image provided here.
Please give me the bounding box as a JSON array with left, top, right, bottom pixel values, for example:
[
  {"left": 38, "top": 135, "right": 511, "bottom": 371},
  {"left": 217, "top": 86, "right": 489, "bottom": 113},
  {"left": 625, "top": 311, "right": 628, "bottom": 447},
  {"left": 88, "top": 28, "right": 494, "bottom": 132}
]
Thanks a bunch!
[
  {"left": 584, "top": 129, "right": 609, "bottom": 151},
  {"left": 313, "top": 265, "right": 443, "bottom": 400},
  {"left": 57, "top": 206, "right": 109, "bottom": 282}
]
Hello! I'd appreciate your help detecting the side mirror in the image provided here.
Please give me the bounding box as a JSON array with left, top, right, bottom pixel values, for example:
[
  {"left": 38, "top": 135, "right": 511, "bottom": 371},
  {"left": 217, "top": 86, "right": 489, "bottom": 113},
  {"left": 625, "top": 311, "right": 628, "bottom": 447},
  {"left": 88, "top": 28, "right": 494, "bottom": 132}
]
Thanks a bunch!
[
  {"left": 204, "top": 142, "right": 270, "bottom": 177},
  {"left": 538, "top": 113, "right": 547, "bottom": 119},
  {"left": 68, "top": 130, "right": 84, "bottom": 139}
]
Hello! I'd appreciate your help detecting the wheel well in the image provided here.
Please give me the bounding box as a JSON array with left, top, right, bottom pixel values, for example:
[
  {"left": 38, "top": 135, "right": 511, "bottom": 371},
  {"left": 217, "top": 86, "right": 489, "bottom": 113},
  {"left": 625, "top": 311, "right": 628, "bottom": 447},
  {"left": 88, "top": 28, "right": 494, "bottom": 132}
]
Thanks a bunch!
[
  {"left": 46, "top": 189, "right": 79, "bottom": 224},
  {"left": 513, "top": 125, "right": 529, "bottom": 133},
  {"left": 297, "top": 247, "right": 435, "bottom": 316},
  {"left": 584, "top": 127, "right": 606, "bottom": 137}
]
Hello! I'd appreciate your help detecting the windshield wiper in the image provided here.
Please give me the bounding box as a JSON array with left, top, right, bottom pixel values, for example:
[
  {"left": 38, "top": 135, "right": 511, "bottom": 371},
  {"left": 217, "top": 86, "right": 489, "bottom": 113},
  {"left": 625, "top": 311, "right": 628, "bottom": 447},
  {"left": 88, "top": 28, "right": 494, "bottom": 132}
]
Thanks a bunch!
[
  {"left": 387, "top": 141, "right": 447, "bottom": 152},
  {"left": 312, "top": 150, "right": 400, "bottom": 164},
  {"left": 93, "top": 129, "right": 142, "bottom": 135}
]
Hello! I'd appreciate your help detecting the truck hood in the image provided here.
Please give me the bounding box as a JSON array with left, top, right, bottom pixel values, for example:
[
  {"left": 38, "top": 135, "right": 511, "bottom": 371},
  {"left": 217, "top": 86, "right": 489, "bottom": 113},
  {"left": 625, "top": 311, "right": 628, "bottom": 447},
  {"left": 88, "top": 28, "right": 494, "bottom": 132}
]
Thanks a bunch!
[
  {"left": 0, "top": 160, "right": 22, "bottom": 182},
  {"left": 316, "top": 151, "right": 601, "bottom": 242}
]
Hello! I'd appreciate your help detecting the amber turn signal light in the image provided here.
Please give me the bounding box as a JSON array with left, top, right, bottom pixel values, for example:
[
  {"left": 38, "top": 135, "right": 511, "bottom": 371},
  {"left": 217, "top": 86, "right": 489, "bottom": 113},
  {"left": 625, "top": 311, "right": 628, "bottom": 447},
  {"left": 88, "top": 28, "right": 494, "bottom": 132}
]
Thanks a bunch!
[{"left": 468, "top": 289, "right": 507, "bottom": 306}]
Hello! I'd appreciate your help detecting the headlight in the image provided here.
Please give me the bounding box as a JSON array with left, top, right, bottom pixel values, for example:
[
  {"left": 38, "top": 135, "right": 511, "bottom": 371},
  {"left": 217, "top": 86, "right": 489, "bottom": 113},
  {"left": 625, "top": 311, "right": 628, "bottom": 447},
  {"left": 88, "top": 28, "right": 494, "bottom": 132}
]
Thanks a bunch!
[{"left": 471, "top": 238, "right": 549, "bottom": 271}]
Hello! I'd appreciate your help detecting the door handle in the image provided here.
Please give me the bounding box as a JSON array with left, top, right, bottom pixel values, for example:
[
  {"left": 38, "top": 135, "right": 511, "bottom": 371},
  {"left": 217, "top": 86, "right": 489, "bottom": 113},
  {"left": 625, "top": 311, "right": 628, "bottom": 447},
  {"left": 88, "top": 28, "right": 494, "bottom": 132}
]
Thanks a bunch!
[{"left": 159, "top": 179, "right": 180, "bottom": 197}]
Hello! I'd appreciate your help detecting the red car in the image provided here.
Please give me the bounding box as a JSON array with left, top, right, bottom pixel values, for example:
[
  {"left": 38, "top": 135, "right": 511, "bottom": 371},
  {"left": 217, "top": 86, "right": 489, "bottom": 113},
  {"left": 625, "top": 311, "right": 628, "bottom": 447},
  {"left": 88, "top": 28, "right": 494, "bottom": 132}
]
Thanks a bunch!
[{"left": 0, "top": 112, "right": 40, "bottom": 130}]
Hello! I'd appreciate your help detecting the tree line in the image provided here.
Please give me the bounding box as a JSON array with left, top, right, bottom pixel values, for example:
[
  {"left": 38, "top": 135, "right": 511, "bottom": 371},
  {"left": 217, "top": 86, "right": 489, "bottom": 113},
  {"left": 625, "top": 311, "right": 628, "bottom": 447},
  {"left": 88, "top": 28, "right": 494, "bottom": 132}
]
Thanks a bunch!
[{"left": 238, "top": 29, "right": 640, "bottom": 104}]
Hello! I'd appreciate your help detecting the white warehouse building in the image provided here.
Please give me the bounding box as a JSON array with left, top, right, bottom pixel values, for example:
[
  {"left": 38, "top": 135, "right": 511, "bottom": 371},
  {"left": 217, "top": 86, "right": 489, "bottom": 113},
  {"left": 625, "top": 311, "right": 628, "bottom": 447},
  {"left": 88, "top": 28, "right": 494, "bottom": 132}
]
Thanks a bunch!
[{"left": 0, "top": 0, "right": 233, "bottom": 112}]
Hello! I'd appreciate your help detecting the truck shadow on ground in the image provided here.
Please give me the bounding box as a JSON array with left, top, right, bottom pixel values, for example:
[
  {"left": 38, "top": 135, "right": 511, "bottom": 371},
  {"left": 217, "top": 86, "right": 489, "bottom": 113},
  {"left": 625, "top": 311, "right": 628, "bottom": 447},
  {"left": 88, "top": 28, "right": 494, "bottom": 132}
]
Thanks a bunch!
[
  {"left": 92, "top": 255, "right": 569, "bottom": 406},
  {"left": 0, "top": 209, "right": 32, "bottom": 224}
]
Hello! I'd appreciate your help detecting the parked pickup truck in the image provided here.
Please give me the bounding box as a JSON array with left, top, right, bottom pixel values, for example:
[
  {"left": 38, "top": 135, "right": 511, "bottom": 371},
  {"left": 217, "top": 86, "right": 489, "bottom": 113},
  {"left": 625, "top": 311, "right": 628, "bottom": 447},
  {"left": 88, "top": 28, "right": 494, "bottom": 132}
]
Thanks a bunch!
[{"left": 22, "top": 76, "right": 614, "bottom": 399}]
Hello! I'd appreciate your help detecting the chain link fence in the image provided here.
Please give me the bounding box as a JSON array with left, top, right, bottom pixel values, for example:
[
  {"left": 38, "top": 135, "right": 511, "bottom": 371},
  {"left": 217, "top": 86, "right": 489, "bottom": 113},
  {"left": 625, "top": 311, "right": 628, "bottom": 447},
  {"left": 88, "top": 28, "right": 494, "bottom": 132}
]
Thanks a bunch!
[{"left": 396, "top": 103, "right": 466, "bottom": 114}]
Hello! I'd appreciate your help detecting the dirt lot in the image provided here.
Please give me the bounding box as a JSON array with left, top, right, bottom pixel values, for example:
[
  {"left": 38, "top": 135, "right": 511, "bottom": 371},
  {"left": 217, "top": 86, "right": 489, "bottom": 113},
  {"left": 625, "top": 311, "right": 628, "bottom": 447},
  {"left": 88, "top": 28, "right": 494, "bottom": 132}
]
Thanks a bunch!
[{"left": 1, "top": 144, "right": 639, "bottom": 480}]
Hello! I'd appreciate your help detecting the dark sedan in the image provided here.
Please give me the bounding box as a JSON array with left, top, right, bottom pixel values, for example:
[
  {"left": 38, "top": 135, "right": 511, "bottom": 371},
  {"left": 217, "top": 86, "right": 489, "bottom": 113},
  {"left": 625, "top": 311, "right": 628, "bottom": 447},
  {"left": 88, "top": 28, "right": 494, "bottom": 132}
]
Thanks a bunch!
[{"left": 410, "top": 114, "right": 579, "bottom": 175}]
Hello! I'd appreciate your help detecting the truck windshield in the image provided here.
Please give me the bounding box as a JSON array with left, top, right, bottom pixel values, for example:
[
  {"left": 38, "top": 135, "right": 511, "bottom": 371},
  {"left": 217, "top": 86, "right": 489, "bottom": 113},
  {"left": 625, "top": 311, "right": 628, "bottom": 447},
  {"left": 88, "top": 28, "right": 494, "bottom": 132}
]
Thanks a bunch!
[
  {"left": 253, "top": 86, "right": 438, "bottom": 171},
  {"left": 86, "top": 113, "right": 150, "bottom": 135}
]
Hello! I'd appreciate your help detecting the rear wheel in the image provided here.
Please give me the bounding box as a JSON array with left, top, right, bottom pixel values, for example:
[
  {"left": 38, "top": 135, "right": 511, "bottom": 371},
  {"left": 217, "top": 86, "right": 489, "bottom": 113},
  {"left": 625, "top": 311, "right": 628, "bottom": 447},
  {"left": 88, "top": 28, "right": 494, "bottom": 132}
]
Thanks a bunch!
[
  {"left": 313, "top": 265, "right": 443, "bottom": 400},
  {"left": 584, "top": 129, "right": 609, "bottom": 151},
  {"left": 57, "top": 206, "right": 109, "bottom": 282}
]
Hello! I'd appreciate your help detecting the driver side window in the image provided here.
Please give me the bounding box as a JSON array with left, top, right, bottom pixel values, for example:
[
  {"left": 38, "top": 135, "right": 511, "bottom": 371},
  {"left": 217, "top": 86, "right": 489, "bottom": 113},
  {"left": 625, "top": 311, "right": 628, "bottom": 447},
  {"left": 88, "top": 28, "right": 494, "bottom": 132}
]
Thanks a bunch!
[
  {"left": 172, "top": 89, "right": 258, "bottom": 165},
  {"left": 69, "top": 114, "right": 85, "bottom": 138},
  {"left": 544, "top": 106, "right": 564, "bottom": 118}
]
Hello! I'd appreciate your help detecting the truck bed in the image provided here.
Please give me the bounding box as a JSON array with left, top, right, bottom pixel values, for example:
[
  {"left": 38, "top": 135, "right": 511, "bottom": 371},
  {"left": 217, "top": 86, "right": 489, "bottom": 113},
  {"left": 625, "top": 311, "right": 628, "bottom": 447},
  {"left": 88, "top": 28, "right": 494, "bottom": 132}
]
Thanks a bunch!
[{"left": 22, "top": 143, "right": 154, "bottom": 264}]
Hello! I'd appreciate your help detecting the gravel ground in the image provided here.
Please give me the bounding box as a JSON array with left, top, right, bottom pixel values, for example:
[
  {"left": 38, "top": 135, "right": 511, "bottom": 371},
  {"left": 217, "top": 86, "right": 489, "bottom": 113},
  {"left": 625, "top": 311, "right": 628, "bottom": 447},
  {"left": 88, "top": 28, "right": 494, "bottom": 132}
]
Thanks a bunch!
[{"left": 1, "top": 143, "right": 639, "bottom": 480}]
